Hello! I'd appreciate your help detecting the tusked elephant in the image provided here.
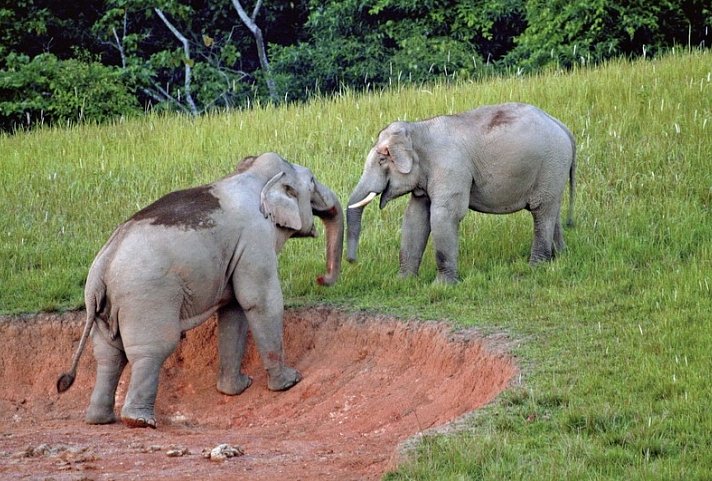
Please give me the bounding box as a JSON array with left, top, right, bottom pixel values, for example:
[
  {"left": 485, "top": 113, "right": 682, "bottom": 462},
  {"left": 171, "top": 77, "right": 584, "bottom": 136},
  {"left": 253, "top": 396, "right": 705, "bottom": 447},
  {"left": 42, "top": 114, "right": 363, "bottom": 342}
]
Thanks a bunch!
[
  {"left": 57, "top": 152, "right": 343, "bottom": 428},
  {"left": 347, "top": 102, "right": 576, "bottom": 283}
]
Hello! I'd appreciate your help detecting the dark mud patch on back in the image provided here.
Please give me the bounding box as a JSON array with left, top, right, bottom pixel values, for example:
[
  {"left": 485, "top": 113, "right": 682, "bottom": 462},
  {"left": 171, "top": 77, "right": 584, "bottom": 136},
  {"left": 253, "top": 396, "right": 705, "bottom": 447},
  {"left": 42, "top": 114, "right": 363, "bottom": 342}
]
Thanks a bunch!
[
  {"left": 131, "top": 185, "right": 220, "bottom": 230},
  {"left": 486, "top": 107, "right": 518, "bottom": 131}
]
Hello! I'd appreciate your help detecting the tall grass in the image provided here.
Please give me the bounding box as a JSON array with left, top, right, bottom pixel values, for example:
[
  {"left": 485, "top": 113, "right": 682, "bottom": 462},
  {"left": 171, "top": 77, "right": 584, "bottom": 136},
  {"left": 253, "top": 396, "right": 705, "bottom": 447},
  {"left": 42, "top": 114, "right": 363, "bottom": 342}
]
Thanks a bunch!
[{"left": 2, "top": 49, "right": 711, "bottom": 479}]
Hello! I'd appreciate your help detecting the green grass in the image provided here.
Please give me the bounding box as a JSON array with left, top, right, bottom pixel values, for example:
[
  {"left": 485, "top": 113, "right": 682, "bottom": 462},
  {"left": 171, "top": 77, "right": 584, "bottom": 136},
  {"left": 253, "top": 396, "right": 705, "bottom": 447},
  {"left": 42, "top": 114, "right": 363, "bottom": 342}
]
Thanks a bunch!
[{"left": 2, "top": 49, "right": 711, "bottom": 479}]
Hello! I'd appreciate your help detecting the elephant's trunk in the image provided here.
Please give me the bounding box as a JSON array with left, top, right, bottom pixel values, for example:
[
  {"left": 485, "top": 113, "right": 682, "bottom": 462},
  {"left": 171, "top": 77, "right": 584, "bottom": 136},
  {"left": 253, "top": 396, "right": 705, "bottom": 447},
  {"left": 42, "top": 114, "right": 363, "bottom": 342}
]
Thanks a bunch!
[
  {"left": 313, "top": 184, "right": 344, "bottom": 286},
  {"left": 346, "top": 185, "right": 377, "bottom": 262},
  {"left": 346, "top": 153, "right": 387, "bottom": 263},
  {"left": 346, "top": 204, "right": 363, "bottom": 262}
]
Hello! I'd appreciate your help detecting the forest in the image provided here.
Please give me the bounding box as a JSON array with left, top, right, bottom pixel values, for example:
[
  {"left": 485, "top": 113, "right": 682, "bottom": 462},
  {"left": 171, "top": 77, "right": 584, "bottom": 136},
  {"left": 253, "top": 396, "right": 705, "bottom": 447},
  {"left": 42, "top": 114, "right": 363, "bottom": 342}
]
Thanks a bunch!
[{"left": 1, "top": 0, "right": 710, "bottom": 131}]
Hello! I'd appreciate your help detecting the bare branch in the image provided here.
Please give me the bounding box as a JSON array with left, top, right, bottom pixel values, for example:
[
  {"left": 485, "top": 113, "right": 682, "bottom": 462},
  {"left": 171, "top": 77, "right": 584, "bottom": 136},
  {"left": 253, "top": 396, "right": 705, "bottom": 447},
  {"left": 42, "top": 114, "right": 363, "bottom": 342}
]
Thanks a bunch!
[
  {"left": 104, "top": 11, "right": 128, "bottom": 69},
  {"left": 154, "top": 8, "right": 199, "bottom": 115},
  {"left": 251, "top": 0, "right": 263, "bottom": 21},
  {"left": 229, "top": 0, "right": 278, "bottom": 102},
  {"left": 230, "top": 0, "right": 253, "bottom": 30},
  {"left": 141, "top": 86, "right": 192, "bottom": 115},
  {"left": 112, "top": 27, "right": 126, "bottom": 69}
]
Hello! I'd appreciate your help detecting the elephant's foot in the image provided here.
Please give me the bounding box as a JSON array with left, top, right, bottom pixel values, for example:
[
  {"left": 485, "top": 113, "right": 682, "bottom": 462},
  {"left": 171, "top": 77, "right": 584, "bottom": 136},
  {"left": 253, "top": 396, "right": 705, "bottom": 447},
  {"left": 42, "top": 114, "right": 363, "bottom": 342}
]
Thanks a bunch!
[
  {"left": 85, "top": 404, "right": 117, "bottom": 425},
  {"left": 434, "top": 272, "right": 460, "bottom": 284},
  {"left": 267, "top": 366, "right": 302, "bottom": 391},
  {"left": 529, "top": 240, "right": 555, "bottom": 264},
  {"left": 528, "top": 253, "right": 553, "bottom": 265},
  {"left": 217, "top": 373, "right": 253, "bottom": 396},
  {"left": 120, "top": 407, "right": 157, "bottom": 429},
  {"left": 121, "top": 415, "right": 157, "bottom": 429},
  {"left": 398, "top": 269, "right": 419, "bottom": 279}
]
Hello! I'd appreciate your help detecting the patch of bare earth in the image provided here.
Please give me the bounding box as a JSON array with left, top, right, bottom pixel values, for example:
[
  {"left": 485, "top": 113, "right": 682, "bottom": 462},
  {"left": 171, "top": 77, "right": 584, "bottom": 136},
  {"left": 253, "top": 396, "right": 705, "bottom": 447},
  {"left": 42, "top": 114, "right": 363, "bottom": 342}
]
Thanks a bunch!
[{"left": 0, "top": 307, "right": 517, "bottom": 480}]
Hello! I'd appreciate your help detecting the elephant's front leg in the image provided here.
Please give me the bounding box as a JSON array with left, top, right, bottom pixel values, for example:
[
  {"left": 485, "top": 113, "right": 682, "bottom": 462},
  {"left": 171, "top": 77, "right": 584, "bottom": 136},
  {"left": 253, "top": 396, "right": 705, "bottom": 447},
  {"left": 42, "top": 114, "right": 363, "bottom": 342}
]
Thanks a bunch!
[
  {"left": 216, "top": 302, "right": 252, "bottom": 395},
  {"left": 399, "top": 194, "right": 431, "bottom": 278},
  {"left": 430, "top": 202, "right": 465, "bottom": 283},
  {"left": 234, "top": 255, "right": 301, "bottom": 392}
]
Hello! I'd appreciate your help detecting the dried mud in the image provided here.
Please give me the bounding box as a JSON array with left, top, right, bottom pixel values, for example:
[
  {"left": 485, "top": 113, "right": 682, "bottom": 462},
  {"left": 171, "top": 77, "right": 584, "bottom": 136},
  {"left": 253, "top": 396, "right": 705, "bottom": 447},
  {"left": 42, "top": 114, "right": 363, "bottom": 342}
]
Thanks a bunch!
[{"left": 0, "top": 307, "right": 516, "bottom": 480}]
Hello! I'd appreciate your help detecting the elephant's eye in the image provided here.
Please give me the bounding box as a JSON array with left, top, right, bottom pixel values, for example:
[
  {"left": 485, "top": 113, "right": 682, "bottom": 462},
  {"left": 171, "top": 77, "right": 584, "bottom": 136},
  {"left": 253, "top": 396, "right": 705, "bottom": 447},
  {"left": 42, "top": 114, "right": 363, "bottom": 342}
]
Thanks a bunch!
[
  {"left": 285, "top": 185, "right": 298, "bottom": 198},
  {"left": 378, "top": 155, "right": 388, "bottom": 166}
]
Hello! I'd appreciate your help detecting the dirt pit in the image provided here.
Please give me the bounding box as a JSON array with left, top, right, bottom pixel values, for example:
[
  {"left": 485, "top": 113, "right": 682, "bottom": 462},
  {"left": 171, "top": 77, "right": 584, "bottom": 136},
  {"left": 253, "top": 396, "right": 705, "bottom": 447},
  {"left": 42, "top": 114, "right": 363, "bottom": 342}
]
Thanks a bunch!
[{"left": 0, "top": 307, "right": 516, "bottom": 480}]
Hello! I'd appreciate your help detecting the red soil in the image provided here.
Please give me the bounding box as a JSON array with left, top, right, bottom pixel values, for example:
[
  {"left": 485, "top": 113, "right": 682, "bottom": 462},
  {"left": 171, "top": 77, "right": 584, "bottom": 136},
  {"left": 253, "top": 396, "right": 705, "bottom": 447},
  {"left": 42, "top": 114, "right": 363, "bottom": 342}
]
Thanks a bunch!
[{"left": 0, "top": 307, "right": 516, "bottom": 480}]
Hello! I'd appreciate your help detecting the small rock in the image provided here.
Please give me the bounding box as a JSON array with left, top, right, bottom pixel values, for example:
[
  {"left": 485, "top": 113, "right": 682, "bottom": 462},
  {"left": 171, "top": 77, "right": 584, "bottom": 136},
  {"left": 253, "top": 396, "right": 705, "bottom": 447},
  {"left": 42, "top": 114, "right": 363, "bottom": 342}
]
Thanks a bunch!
[
  {"left": 202, "top": 444, "right": 244, "bottom": 461},
  {"left": 58, "top": 446, "right": 97, "bottom": 464},
  {"left": 169, "top": 412, "right": 188, "bottom": 423},
  {"left": 166, "top": 446, "right": 190, "bottom": 457},
  {"left": 12, "top": 444, "right": 60, "bottom": 458},
  {"left": 12, "top": 447, "right": 33, "bottom": 459}
]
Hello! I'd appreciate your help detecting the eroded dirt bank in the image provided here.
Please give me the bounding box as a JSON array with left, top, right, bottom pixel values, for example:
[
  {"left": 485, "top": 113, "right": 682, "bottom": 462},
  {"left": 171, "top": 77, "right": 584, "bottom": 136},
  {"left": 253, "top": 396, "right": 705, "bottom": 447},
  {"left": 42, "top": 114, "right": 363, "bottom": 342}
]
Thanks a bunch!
[{"left": 0, "top": 307, "right": 516, "bottom": 480}]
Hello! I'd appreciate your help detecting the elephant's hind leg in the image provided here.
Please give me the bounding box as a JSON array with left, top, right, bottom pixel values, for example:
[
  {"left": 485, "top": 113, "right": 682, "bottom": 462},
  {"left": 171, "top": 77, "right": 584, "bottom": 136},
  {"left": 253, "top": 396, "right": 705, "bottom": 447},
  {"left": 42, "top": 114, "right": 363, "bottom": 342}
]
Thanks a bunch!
[
  {"left": 216, "top": 302, "right": 253, "bottom": 395},
  {"left": 121, "top": 350, "right": 175, "bottom": 428},
  {"left": 529, "top": 205, "right": 558, "bottom": 264},
  {"left": 120, "top": 315, "right": 181, "bottom": 428},
  {"left": 86, "top": 330, "right": 127, "bottom": 424}
]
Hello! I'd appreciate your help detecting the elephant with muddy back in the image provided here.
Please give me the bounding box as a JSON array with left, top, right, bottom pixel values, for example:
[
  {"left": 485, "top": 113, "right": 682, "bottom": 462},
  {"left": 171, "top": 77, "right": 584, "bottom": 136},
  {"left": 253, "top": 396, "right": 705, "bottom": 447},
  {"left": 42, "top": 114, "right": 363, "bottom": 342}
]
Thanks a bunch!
[
  {"left": 347, "top": 102, "right": 576, "bottom": 283},
  {"left": 58, "top": 152, "right": 344, "bottom": 428}
]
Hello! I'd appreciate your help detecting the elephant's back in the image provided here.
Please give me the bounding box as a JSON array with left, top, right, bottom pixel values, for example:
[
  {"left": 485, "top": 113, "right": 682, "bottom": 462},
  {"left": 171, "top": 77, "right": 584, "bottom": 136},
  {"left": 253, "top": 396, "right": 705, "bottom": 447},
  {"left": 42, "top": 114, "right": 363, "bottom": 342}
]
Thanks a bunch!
[
  {"left": 460, "top": 103, "right": 545, "bottom": 134},
  {"left": 468, "top": 103, "right": 571, "bottom": 162}
]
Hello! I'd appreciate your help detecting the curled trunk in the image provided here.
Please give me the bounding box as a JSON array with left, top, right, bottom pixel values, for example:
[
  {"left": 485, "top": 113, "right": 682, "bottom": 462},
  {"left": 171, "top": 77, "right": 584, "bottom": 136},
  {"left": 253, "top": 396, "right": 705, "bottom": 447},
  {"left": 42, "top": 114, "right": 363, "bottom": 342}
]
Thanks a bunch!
[{"left": 313, "top": 184, "right": 344, "bottom": 286}]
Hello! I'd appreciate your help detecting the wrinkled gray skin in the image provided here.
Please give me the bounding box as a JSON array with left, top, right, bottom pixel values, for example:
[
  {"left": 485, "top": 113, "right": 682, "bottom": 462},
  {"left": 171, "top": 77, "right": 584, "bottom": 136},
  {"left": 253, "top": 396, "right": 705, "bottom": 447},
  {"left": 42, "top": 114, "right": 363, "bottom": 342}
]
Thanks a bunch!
[
  {"left": 347, "top": 102, "right": 576, "bottom": 283},
  {"left": 57, "top": 152, "right": 343, "bottom": 428}
]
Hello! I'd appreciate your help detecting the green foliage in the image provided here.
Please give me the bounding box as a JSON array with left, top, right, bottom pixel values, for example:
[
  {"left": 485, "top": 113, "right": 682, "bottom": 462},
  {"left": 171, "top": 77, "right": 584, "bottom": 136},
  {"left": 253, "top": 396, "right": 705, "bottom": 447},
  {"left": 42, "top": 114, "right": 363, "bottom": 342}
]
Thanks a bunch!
[
  {"left": 0, "top": 53, "right": 140, "bottom": 130},
  {"left": 270, "top": 1, "right": 387, "bottom": 97},
  {"left": 271, "top": 0, "right": 524, "bottom": 99},
  {"left": 88, "top": 0, "right": 310, "bottom": 112},
  {"left": 93, "top": 0, "right": 258, "bottom": 112},
  {"left": 371, "top": 0, "right": 525, "bottom": 62},
  {"left": 0, "top": 1, "right": 50, "bottom": 63},
  {"left": 272, "top": 0, "right": 712, "bottom": 99},
  {"left": 508, "top": 0, "right": 712, "bottom": 70},
  {"left": 378, "top": 15, "right": 480, "bottom": 82}
]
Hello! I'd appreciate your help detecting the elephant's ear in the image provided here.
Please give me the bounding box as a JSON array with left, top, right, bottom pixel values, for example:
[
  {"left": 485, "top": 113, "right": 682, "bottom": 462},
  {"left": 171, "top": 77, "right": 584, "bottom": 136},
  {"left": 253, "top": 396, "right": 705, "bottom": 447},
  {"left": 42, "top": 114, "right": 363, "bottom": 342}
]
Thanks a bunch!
[
  {"left": 385, "top": 125, "right": 414, "bottom": 174},
  {"left": 391, "top": 143, "right": 413, "bottom": 174},
  {"left": 260, "top": 172, "right": 303, "bottom": 231}
]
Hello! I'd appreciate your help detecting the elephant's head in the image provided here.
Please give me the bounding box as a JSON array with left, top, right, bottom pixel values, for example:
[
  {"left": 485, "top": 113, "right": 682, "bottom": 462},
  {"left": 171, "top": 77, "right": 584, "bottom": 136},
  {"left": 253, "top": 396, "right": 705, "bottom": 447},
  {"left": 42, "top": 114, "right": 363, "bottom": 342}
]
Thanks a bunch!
[
  {"left": 346, "top": 122, "right": 422, "bottom": 262},
  {"left": 240, "top": 153, "right": 344, "bottom": 285}
]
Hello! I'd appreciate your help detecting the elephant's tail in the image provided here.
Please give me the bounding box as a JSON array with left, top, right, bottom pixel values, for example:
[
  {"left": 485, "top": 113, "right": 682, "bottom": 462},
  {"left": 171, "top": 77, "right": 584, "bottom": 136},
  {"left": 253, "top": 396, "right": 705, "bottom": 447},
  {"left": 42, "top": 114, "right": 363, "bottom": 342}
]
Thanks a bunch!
[
  {"left": 56, "top": 238, "right": 114, "bottom": 393},
  {"left": 56, "top": 303, "right": 98, "bottom": 393},
  {"left": 544, "top": 110, "right": 576, "bottom": 228},
  {"left": 566, "top": 131, "right": 577, "bottom": 228}
]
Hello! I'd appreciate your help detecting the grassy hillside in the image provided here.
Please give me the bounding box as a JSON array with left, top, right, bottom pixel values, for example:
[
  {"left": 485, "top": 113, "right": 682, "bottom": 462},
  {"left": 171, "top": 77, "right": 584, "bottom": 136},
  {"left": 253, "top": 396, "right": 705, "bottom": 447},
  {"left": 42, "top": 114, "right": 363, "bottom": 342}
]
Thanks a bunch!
[{"left": 2, "top": 49, "right": 711, "bottom": 479}]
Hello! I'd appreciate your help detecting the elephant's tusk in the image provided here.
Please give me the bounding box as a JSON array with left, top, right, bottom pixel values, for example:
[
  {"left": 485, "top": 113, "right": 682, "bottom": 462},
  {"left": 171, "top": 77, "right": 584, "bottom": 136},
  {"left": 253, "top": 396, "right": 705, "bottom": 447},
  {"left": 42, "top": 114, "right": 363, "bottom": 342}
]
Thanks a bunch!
[{"left": 348, "top": 192, "right": 378, "bottom": 209}]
